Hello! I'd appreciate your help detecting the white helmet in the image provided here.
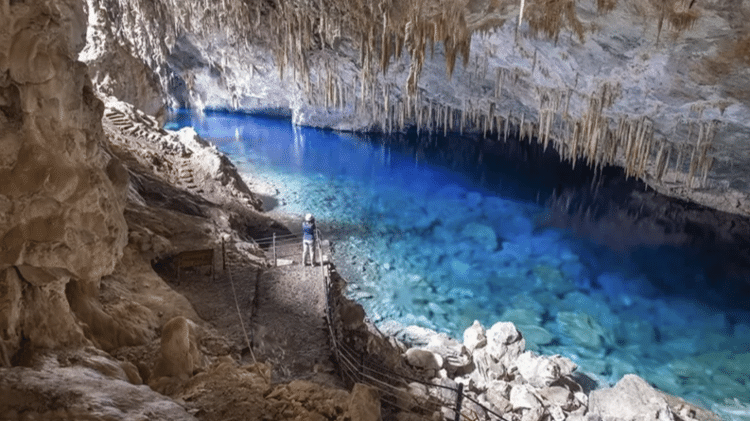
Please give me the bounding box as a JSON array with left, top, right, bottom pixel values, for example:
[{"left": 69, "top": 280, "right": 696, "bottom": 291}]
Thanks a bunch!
[{"left": 305, "top": 213, "right": 314, "bottom": 222}]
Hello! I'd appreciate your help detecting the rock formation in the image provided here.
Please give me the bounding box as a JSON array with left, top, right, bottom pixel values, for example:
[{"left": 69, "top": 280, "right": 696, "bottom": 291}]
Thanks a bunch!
[
  {"left": 1, "top": 0, "right": 129, "bottom": 364},
  {"left": 79, "top": 0, "right": 750, "bottom": 218},
  {"left": 328, "top": 265, "right": 722, "bottom": 421},
  {"left": 0, "top": 0, "right": 743, "bottom": 419}
]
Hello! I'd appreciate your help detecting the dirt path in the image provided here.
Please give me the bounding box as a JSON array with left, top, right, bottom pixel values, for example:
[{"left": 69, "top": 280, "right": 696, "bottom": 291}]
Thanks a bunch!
[{"left": 248, "top": 228, "right": 334, "bottom": 378}]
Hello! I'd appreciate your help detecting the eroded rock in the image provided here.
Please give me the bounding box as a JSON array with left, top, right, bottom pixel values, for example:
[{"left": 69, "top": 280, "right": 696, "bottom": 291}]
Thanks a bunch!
[{"left": 589, "top": 374, "right": 675, "bottom": 421}]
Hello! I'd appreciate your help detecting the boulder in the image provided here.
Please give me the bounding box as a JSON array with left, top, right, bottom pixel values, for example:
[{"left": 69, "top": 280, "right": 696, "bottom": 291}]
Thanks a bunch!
[
  {"left": 424, "top": 333, "right": 473, "bottom": 376},
  {"left": 515, "top": 352, "right": 576, "bottom": 388},
  {"left": 509, "top": 383, "right": 542, "bottom": 411},
  {"left": 461, "top": 222, "right": 498, "bottom": 251},
  {"left": 556, "top": 311, "right": 608, "bottom": 350},
  {"left": 538, "top": 385, "right": 577, "bottom": 412},
  {"left": 345, "top": 383, "right": 381, "bottom": 421},
  {"left": 150, "top": 316, "right": 204, "bottom": 385},
  {"left": 463, "top": 320, "right": 487, "bottom": 353},
  {"left": 405, "top": 348, "right": 443, "bottom": 371},
  {"left": 486, "top": 321, "right": 526, "bottom": 367},
  {"left": 485, "top": 380, "right": 513, "bottom": 414},
  {"left": 589, "top": 374, "right": 675, "bottom": 421}
]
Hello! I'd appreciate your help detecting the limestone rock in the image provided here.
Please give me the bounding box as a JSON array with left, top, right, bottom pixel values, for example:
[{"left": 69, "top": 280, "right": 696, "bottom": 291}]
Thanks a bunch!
[
  {"left": 345, "top": 383, "right": 381, "bottom": 421},
  {"left": 538, "top": 385, "right": 576, "bottom": 411},
  {"left": 486, "top": 321, "right": 526, "bottom": 367},
  {"left": 556, "top": 311, "right": 608, "bottom": 350},
  {"left": 79, "top": 2, "right": 166, "bottom": 119},
  {"left": 486, "top": 380, "right": 513, "bottom": 414},
  {"left": 0, "top": 353, "right": 195, "bottom": 420},
  {"left": 460, "top": 222, "right": 498, "bottom": 251},
  {"left": 514, "top": 351, "right": 577, "bottom": 388},
  {"left": 1, "top": 0, "right": 128, "bottom": 360},
  {"left": 589, "top": 374, "right": 675, "bottom": 421},
  {"left": 510, "top": 383, "right": 543, "bottom": 411},
  {"left": 405, "top": 348, "right": 443, "bottom": 371},
  {"left": 463, "top": 320, "right": 487, "bottom": 353},
  {"left": 150, "top": 316, "right": 204, "bottom": 385},
  {"left": 423, "top": 332, "right": 473, "bottom": 376}
]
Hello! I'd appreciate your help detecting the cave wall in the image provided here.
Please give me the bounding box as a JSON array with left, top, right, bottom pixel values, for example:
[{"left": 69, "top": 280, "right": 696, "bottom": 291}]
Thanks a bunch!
[
  {"left": 0, "top": 0, "right": 128, "bottom": 364},
  {"left": 78, "top": 0, "right": 750, "bottom": 219}
]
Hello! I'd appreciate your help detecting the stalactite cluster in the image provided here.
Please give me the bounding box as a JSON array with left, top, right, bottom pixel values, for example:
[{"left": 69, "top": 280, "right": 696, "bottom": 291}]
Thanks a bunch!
[{"left": 110, "top": 0, "right": 714, "bottom": 190}]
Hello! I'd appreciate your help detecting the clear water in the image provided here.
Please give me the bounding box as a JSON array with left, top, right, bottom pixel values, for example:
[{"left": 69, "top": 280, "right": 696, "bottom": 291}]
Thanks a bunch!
[{"left": 166, "top": 110, "right": 750, "bottom": 419}]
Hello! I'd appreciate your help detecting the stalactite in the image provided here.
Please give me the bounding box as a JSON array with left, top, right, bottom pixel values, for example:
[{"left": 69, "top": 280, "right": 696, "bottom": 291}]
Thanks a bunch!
[
  {"left": 571, "top": 121, "right": 580, "bottom": 168},
  {"left": 544, "top": 110, "right": 553, "bottom": 151},
  {"left": 489, "top": 103, "right": 496, "bottom": 137},
  {"left": 663, "top": 143, "right": 673, "bottom": 179},
  {"left": 687, "top": 122, "right": 703, "bottom": 188},
  {"left": 504, "top": 113, "right": 510, "bottom": 142},
  {"left": 443, "top": 105, "right": 448, "bottom": 136},
  {"left": 460, "top": 100, "right": 466, "bottom": 134},
  {"left": 675, "top": 144, "right": 684, "bottom": 175}
]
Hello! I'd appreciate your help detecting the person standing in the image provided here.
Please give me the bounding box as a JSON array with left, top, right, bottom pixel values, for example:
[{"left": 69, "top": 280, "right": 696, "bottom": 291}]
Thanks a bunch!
[{"left": 302, "top": 213, "right": 317, "bottom": 266}]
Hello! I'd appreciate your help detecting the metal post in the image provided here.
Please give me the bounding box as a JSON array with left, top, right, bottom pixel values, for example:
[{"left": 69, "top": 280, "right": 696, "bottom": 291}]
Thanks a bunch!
[
  {"left": 454, "top": 383, "right": 464, "bottom": 421},
  {"left": 273, "top": 232, "right": 277, "bottom": 267},
  {"left": 222, "top": 237, "right": 226, "bottom": 272},
  {"left": 360, "top": 353, "right": 365, "bottom": 382}
]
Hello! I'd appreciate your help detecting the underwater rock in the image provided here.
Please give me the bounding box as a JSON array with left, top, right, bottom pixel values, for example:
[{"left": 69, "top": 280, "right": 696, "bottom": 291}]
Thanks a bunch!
[
  {"left": 556, "top": 311, "right": 608, "bottom": 350},
  {"left": 516, "top": 325, "right": 555, "bottom": 351},
  {"left": 460, "top": 222, "right": 498, "bottom": 251}
]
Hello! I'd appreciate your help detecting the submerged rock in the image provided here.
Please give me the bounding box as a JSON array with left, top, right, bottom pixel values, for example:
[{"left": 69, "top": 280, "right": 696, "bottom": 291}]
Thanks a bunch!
[{"left": 556, "top": 311, "right": 608, "bottom": 350}]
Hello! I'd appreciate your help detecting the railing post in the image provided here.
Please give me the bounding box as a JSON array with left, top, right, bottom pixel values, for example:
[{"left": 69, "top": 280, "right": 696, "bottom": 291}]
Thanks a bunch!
[
  {"left": 360, "top": 353, "right": 365, "bottom": 382},
  {"left": 272, "top": 232, "right": 277, "bottom": 267},
  {"left": 454, "top": 383, "right": 464, "bottom": 421},
  {"left": 222, "top": 237, "right": 226, "bottom": 272}
]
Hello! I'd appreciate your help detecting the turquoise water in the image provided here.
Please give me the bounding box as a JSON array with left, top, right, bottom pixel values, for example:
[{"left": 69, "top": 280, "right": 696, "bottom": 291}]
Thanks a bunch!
[{"left": 166, "top": 110, "right": 750, "bottom": 419}]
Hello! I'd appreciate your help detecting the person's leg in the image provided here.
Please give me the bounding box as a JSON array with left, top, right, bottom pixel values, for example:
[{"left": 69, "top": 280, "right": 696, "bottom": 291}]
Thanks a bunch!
[{"left": 303, "top": 241, "right": 312, "bottom": 265}]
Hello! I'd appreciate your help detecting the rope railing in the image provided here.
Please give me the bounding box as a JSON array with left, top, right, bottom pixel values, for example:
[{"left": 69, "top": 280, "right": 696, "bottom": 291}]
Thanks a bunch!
[{"left": 253, "top": 228, "right": 509, "bottom": 421}]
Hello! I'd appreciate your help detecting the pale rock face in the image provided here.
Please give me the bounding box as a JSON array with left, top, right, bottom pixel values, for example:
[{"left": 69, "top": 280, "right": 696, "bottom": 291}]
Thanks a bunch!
[
  {"left": 589, "top": 374, "right": 676, "bottom": 421},
  {"left": 79, "top": 0, "right": 750, "bottom": 217},
  {"left": 510, "top": 383, "right": 543, "bottom": 411},
  {"left": 463, "top": 319, "right": 488, "bottom": 353},
  {"left": 486, "top": 321, "right": 526, "bottom": 366},
  {"left": 0, "top": 0, "right": 128, "bottom": 362},
  {"left": 79, "top": 1, "right": 165, "bottom": 118}
]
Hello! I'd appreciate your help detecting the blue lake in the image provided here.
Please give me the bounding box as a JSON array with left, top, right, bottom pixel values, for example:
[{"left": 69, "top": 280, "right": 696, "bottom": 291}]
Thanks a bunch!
[{"left": 166, "top": 110, "right": 750, "bottom": 419}]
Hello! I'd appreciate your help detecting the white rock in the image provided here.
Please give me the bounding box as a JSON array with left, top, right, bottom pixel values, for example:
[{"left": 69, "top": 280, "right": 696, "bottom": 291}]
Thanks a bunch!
[
  {"left": 515, "top": 351, "right": 576, "bottom": 388},
  {"left": 404, "top": 348, "right": 443, "bottom": 371},
  {"left": 589, "top": 374, "right": 675, "bottom": 421},
  {"left": 486, "top": 321, "right": 526, "bottom": 366},
  {"left": 509, "top": 383, "right": 542, "bottom": 411},
  {"left": 463, "top": 320, "right": 487, "bottom": 352}
]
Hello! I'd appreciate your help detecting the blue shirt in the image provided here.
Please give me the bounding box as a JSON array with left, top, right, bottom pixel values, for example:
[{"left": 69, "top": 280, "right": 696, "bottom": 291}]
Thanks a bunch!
[{"left": 302, "top": 221, "right": 316, "bottom": 242}]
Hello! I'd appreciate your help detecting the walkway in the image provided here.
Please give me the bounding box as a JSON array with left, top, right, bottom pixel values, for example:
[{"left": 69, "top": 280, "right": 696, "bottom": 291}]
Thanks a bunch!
[{"left": 249, "top": 232, "right": 339, "bottom": 383}]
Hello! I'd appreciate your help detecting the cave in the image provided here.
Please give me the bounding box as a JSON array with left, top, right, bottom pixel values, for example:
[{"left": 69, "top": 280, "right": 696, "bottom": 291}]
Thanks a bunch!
[{"left": 1, "top": 0, "right": 749, "bottom": 420}]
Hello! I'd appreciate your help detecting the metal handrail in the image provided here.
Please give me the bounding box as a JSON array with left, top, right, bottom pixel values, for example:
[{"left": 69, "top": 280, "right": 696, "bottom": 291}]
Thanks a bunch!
[{"left": 259, "top": 227, "right": 508, "bottom": 421}]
